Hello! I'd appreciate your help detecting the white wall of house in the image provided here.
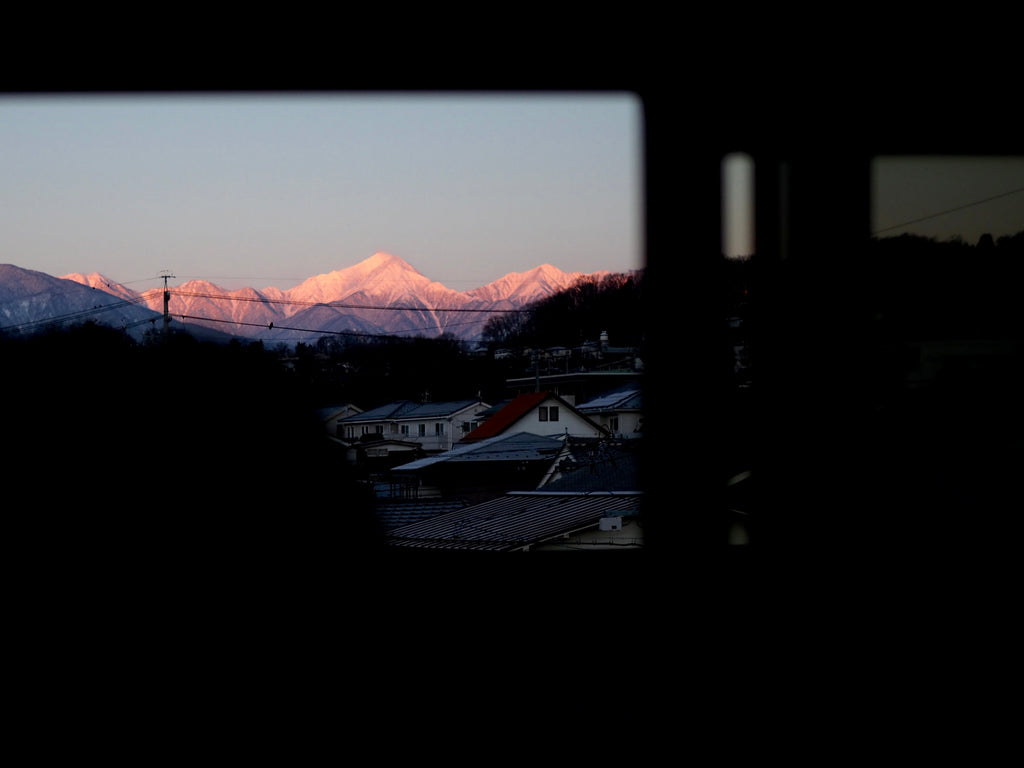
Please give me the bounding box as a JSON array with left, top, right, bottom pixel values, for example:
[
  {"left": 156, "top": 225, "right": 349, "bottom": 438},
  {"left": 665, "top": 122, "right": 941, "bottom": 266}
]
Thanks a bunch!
[
  {"left": 528, "top": 517, "right": 644, "bottom": 550},
  {"left": 515, "top": 397, "right": 606, "bottom": 439},
  {"left": 343, "top": 402, "right": 492, "bottom": 452},
  {"left": 587, "top": 410, "right": 643, "bottom": 439}
]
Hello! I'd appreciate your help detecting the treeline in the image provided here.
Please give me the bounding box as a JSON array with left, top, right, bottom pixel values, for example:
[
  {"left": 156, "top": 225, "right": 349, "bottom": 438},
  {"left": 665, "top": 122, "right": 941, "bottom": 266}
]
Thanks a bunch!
[
  {"left": 288, "top": 269, "right": 647, "bottom": 408},
  {"left": 718, "top": 230, "right": 1024, "bottom": 337},
  {"left": 859, "top": 231, "right": 1024, "bottom": 338},
  {"left": 482, "top": 270, "right": 645, "bottom": 351},
  {"left": 6, "top": 267, "right": 644, "bottom": 440},
  {"left": 3, "top": 322, "right": 382, "bottom": 570},
  {"left": 3, "top": 324, "right": 356, "bottom": 493},
  {"left": 288, "top": 333, "right": 509, "bottom": 407}
]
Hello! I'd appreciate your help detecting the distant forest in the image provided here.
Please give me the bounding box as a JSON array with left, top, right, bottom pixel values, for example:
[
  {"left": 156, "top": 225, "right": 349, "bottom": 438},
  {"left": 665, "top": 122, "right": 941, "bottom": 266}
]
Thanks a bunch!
[
  {"left": 1, "top": 267, "right": 648, "bottom": 421},
  {"left": 481, "top": 270, "right": 645, "bottom": 351}
]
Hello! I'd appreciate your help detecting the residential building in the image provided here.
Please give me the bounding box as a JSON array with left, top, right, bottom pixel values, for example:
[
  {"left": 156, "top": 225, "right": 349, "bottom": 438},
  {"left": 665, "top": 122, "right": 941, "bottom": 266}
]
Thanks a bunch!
[
  {"left": 316, "top": 403, "right": 364, "bottom": 437},
  {"left": 337, "top": 399, "right": 491, "bottom": 453},
  {"left": 328, "top": 435, "right": 425, "bottom": 475},
  {"left": 459, "top": 391, "right": 606, "bottom": 444},
  {"left": 505, "top": 370, "right": 641, "bottom": 406},
  {"left": 383, "top": 438, "right": 643, "bottom": 551},
  {"left": 576, "top": 382, "right": 643, "bottom": 438},
  {"left": 389, "top": 431, "right": 567, "bottom": 504}
]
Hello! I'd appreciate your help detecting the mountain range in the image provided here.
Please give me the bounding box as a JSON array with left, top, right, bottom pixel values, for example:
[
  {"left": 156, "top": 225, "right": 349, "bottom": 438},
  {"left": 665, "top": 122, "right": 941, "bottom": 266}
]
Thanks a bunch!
[{"left": 1, "top": 252, "right": 615, "bottom": 344}]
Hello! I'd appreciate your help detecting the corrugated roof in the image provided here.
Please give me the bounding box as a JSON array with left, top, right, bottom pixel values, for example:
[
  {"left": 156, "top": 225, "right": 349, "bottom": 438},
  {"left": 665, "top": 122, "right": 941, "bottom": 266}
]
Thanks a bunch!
[
  {"left": 385, "top": 491, "right": 642, "bottom": 551},
  {"left": 374, "top": 499, "right": 470, "bottom": 530},
  {"left": 391, "top": 431, "right": 564, "bottom": 471}
]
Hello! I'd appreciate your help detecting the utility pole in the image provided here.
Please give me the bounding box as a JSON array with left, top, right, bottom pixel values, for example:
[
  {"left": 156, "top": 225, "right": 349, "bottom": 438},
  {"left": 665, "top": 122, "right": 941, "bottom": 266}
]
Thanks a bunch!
[{"left": 160, "top": 270, "right": 175, "bottom": 341}]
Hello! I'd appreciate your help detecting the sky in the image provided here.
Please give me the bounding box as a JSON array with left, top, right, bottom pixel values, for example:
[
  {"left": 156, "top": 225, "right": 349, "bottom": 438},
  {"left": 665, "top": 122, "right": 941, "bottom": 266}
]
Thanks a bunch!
[
  {"left": 870, "top": 156, "right": 1024, "bottom": 243},
  {"left": 722, "top": 153, "right": 1024, "bottom": 258},
  {"left": 0, "top": 92, "right": 644, "bottom": 291}
]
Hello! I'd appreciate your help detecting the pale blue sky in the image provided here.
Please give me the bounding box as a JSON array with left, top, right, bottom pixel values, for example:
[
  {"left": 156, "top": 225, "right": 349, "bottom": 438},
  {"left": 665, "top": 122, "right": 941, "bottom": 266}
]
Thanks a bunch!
[{"left": 0, "top": 92, "right": 644, "bottom": 290}]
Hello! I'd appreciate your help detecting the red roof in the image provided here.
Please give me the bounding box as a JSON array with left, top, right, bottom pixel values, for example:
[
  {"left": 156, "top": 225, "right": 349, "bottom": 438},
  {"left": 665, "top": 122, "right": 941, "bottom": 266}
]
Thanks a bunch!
[{"left": 461, "top": 391, "right": 552, "bottom": 442}]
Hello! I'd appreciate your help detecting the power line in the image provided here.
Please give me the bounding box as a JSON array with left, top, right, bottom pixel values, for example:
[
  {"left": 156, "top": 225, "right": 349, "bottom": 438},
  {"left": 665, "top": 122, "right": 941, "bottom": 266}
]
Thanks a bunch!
[
  {"left": 166, "top": 289, "right": 533, "bottom": 313},
  {"left": 4, "top": 271, "right": 556, "bottom": 338},
  {"left": 0, "top": 290, "right": 162, "bottom": 335},
  {"left": 174, "top": 313, "right": 487, "bottom": 341},
  {"left": 872, "top": 185, "right": 1024, "bottom": 235}
]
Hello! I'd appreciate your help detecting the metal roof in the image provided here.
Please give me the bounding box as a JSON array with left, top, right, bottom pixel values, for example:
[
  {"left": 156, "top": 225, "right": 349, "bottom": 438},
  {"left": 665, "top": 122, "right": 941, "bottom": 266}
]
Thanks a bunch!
[
  {"left": 385, "top": 491, "right": 643, "bottom": 551},
  {"left": 374, "top": 499, "right": 471, "bottom": 530},
  {"left": 576, "top": 384, "right": 643, "bottom": 413},
  {"left": 539, "top": 440, "right": 641, "bottom": 492},
  {"left": 339, "top": 399, "right": 486, "bottom": 424},
  {"left": 339, "top": 400, "right": 419, "bottom": 422},
  {"left": 391, "top": 431, "right": 564, "bottom": 471}
]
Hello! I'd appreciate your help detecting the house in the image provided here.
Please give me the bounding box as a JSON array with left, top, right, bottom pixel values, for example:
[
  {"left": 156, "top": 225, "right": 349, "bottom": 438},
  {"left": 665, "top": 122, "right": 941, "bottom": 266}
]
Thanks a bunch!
[
  {"left": 337, "top": 399, "right": 491, "bottom": 453},
  {"left": 383, "top": 434, "right": 643, "bottom": 550},
  {"left": 372, "top": 497, "right": 471, "bottom": 532},
  {"left": 384, "top": 490, "right": 643, "bottom": 551},
  {"left": 536, "top": 435, "right": 642, "bottom": 492},
  {"left": 388, "top": 431, "right": 567, "bottom": 504},
  {"left": 316, "top": 403, "right": 364, "bottom": 437},
  {"left": 328, "top": 434, "right": 425, "bottom": 474},
  {"left": 504, "top": 370, "right": 641, "bottom": 406},
  {"left": 575, "top": 383, "right": 643, "bottom": 439},
  {"left": 459, "top": 391, "right": 606, "bottom": 444}
]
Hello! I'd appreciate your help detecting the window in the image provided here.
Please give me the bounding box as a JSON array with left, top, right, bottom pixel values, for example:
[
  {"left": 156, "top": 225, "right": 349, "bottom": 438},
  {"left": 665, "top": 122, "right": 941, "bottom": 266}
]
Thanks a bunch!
[
  {"left": 400, "top": 424, "right": 410, "bottom": 436},
  {"left": 418, "top": 424, "right": 426, "bottom": 437},
  {"left": 722, "top": 152, "right": 755, "bottom": 259},
  {"left": 435, "top": 422, "right": 445, "bottom": 436},
  {"left": 539, "top": 406, "right": 559, "bottom": 422}
]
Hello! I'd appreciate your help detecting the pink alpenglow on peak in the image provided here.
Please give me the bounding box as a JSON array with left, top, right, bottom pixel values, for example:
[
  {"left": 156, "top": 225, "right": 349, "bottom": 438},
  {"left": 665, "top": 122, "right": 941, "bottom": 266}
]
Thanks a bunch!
[{"left": 5, "top": 252, "right": 633, "bottom": 342}]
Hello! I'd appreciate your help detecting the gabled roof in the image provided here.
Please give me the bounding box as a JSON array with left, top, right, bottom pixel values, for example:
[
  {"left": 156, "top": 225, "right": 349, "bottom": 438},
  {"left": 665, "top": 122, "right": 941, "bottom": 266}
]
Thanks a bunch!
[
  {"left": 385, "top": 490, "right": 643, "bottom": 551},
  {"left": 316, "top": 403, "right": 363, "bottom": 421},
  {"left": 539, "top": 438, "right": 641, "bottom": 492},
  {"left": 339, "top": 399, "right": 486, "bottom": 423},
  {"left": 461, "top": 391, "right": 594, "bottom": 443},
  {"left": 340, "top": 400, "right": 419, "bottom": 423},
  {"left": 465, "top": 391, "right": 550, "bottom": 441}
]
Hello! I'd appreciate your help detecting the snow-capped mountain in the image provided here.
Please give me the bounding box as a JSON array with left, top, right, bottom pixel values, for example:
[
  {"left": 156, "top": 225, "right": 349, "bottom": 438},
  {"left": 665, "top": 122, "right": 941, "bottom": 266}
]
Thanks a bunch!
[
  {"left": 143, "top": 252, "right": 603, "bottom": 341},
  {"left": 0, "top": 253, "right": 619, "bottom": 343},
  {"left": 0, "top": 264, "right": 163, "bottom": 338},
  {"left": 465, "top": 263, "right": 607, "bottom": 305}
]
